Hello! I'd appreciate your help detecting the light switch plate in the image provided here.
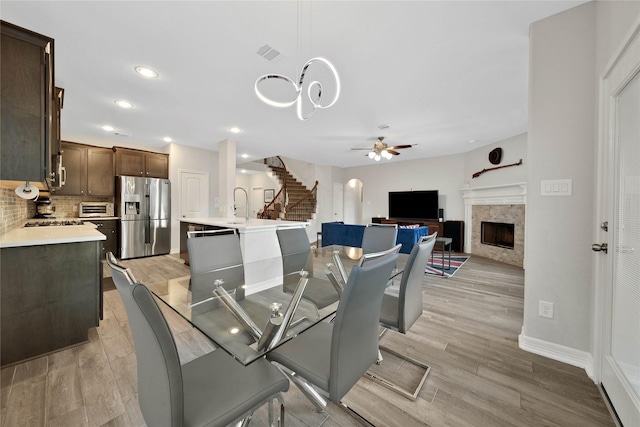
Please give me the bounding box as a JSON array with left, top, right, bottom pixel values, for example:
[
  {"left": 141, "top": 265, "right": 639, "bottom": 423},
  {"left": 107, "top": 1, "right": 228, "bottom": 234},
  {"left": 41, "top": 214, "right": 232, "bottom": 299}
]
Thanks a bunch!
[{"left": 541, "top": 179, "right": 572, "bottom": 196}]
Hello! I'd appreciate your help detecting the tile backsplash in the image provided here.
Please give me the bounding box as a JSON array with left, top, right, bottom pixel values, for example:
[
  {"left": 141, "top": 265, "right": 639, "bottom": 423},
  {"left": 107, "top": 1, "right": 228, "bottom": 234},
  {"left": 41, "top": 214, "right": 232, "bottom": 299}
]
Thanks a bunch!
[
  {"left": 0, "top": 186, "right": 31, "bottom": 234},
  {"left": 0, "top": 185, "right": 115, "bottom": 234},
  {"left": 49, "top": 195, "right": 114, "bottom": 218}
]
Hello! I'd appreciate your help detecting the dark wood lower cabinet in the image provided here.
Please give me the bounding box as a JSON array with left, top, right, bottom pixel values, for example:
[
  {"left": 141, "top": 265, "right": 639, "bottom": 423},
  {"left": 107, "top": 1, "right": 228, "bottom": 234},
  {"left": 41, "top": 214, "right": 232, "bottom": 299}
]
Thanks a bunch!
[
  {"left": 95, "top": 219, "right": 118, "bottom": 259},
  {"left": 1, "top": 240, "right": 101, "bottom": 367}
]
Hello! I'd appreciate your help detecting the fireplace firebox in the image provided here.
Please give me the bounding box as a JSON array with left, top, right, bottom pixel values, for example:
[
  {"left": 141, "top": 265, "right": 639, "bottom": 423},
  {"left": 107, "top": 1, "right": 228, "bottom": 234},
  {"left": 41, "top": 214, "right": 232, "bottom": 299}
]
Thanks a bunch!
[{"left": 481, "top": 221, "right": 515, "bottom": 249}]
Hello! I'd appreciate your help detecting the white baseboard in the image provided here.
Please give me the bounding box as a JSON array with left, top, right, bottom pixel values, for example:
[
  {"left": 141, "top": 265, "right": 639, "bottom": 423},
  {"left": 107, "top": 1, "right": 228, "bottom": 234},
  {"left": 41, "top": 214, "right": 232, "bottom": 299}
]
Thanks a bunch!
[{"left": 518, "top": 333, "right": 595, "bottom": 380}]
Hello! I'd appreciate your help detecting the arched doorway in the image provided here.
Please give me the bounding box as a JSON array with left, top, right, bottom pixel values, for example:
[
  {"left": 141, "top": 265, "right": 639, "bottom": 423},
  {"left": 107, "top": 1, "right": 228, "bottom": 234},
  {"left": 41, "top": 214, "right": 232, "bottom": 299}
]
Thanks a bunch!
[{"left": 344, "top": 178, "right": 363, "bottom": 224}]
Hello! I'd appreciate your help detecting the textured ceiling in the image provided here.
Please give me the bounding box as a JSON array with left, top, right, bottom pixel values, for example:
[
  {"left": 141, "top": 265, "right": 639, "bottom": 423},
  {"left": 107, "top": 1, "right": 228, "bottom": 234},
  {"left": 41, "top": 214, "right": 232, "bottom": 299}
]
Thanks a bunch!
[{"left": 2, "top": 1, "right": 586, "bottom": 167}]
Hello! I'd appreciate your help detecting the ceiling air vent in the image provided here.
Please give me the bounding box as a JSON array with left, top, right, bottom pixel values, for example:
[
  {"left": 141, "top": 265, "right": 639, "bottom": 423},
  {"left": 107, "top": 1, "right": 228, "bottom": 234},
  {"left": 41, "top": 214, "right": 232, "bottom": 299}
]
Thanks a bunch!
[{"left": 256, "top": 44, "right": 281, "bottom": 62}]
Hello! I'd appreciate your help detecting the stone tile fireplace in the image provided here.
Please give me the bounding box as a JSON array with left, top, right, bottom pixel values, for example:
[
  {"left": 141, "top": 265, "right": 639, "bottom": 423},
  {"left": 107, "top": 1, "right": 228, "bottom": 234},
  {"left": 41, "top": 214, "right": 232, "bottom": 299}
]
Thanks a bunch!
[{"left": 461, "top": 183, "right": 526, "bottom": 267}]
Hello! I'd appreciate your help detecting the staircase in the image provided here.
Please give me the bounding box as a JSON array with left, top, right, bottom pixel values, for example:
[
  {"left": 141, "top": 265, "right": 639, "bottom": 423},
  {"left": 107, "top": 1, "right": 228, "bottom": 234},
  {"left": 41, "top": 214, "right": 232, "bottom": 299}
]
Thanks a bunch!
[{"left": 260, "top": 157, "right": 318, "bottom": 222}]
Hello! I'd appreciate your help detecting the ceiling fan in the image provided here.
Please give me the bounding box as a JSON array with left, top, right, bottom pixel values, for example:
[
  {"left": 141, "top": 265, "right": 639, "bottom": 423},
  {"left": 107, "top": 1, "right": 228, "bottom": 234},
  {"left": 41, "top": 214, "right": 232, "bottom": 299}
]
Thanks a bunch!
[{"left": 351, "top": 137, "right": 413, "bottom": 161}]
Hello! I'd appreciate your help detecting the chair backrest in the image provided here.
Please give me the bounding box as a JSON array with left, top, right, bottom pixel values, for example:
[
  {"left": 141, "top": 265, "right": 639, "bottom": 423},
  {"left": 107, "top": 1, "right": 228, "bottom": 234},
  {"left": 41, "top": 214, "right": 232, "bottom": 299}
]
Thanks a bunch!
[
  {"left": 328, "top": 250, "right": 399, "bottom": 402},
  {"left": 396, "top": 232, "right": 437, "bottom": 332},
  {"left": 276, "top": 227, "right": 313, "bottom": 286},
  {"left": 106, "top": 253, "right": 184, "bottom": 427},
  {"left": 358, "top": 243, "right": 402, "bottom": 267},
  {"left": 361, "top": 224, "right": 398, "bottom": 255},
  {"left": 187, "top": 229, "right": 245, "bottom": 303}
]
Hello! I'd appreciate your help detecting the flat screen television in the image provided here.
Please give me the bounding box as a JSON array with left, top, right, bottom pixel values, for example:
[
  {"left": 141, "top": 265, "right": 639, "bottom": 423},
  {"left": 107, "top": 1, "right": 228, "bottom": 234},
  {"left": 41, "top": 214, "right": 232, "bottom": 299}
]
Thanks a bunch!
[{"left": 388, "top": 190, "right": 439, "bottom": 220}]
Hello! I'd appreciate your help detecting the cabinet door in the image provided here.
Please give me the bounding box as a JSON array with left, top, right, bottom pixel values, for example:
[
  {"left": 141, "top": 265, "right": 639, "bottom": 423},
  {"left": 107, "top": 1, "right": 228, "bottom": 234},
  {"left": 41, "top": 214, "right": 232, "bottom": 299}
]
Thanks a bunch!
[
  {"left": 87, "top": 148, "right": 114, "bottom": 196},
  {"left": 56, "top": 142, "right": 86, "bottom": 195},
  {"left": 145, "top": 152, "right": 169, "bottom": 178},
  {"left": 115, "top": 150, "right": 145, "bottom": 176},
  {"left": 0, "top": 25, "right": 52, "bottom": 182},
  {"left": 95, "top": 220, "right": 118, "bottom": 259}
]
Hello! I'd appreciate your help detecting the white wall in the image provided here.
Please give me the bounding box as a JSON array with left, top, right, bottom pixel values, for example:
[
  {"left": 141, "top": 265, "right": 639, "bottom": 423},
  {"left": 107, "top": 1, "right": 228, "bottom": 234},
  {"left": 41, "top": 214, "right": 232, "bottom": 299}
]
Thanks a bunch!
[
  {"left": 169, "top": 143, "right": 218, "bottom": 253},
  {"left": 342, "top": 154, "right": 466, "bottom": 224},
  {"left": 525, "top": 0, "right": 597, "bottom": 355},
  {"left": 464, "top": 133, "right": 527, "bottom": 188},
  {"left": 523, "top": 0, "right": 640, "bottom": 369}
]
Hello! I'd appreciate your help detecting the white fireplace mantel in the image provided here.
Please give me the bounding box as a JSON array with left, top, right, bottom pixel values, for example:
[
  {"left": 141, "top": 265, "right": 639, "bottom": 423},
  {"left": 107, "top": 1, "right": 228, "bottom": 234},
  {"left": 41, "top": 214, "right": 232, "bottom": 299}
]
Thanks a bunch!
[{"left": 460, "top": 182, "right": 527, "bottom": 253}]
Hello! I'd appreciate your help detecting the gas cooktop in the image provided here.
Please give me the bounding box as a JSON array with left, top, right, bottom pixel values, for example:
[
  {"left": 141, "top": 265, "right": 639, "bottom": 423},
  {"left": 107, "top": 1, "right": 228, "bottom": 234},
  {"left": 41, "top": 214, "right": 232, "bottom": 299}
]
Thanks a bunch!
[{"left": 24, "top": 220, "right": 85, "bottom": 227}]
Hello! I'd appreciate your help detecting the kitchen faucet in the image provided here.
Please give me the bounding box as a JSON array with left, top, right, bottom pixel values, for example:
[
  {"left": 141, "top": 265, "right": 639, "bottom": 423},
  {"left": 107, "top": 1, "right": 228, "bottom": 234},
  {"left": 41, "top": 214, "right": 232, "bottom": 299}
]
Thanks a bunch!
[{"left": 233, "top": 187, "right": 249, "bottom": 220}]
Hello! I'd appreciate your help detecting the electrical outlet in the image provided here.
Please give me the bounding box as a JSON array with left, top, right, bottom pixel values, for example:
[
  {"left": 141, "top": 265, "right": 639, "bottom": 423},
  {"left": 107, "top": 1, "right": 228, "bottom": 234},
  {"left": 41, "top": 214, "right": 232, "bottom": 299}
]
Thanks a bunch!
[{"left": 539, "top": 301, "right": 554, "bottom": 319}]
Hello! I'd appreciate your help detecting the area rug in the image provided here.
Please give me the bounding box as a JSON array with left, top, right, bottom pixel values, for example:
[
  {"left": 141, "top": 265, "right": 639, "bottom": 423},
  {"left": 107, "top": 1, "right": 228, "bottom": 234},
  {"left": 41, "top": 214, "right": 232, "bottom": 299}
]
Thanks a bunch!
[{"left": 425, "top": 255, "right": 469, "bottom": 277}]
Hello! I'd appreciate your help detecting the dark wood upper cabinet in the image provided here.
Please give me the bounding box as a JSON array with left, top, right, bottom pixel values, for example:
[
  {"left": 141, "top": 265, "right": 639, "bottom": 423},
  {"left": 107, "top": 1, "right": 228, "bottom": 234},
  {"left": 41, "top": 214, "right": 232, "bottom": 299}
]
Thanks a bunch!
[
  {"left": 55, "top": 141, "right": 114, "bottom": 196},
  {"left": 114, "top": 147, "right": 169, "bottom": 179},
  {"left": 0, "top": 21, "right": 54, "bottom": 184},
  {"left": 56, "top": 142, "right": 85, "bottom": 195},
  {"left": 114, "top": 149, "right": 145, "bottom": 176},
  {"left": 145, "top": 152, "right": 169, "bottom": 178},
  {"left": 87, "top": 148, "right": 115, "bottom": 195}
]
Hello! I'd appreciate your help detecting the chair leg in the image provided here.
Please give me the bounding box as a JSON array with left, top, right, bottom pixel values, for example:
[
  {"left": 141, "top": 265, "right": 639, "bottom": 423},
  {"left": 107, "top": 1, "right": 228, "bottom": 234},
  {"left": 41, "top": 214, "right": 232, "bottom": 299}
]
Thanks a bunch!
[
  {"left": 376, "top": 328, "right": 389, "bottom": 364},
  {"left": 275, "top": 365, "right": 327, "bottom": 412},
  {"left": 269, "top": 394, "right": 286, "bottom": 427}
]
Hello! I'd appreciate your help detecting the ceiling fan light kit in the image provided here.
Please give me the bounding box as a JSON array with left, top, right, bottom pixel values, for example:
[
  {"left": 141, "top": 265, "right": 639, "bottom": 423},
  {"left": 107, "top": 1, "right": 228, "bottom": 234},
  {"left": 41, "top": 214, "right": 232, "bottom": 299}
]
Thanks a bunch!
[{"left": 356, "top": 136, "right": 413, "bottom": 161}]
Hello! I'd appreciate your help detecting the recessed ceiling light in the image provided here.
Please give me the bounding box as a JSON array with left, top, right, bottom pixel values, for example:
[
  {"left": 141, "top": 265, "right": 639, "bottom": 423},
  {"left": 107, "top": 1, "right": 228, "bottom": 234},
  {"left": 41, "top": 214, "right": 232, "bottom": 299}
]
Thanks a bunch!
[
  {"left": 115, "top": 100, "right": 133, "bottom": 109},
  {"left": 469, "top": 139, "right": 477, "bottom": 143},
  {"left": 229, "top": 327, "right": 240, "bottom": 335},
  {"left": 241, "top": 154, "right": 249, "bottom": 159},
  {"left": 240, "top": 169, "right": 247, "bottom": 174},
  {"left": 101, "top": 125, "right": 115, "bottom": 131},
  {"left": 163, "top": 136, "right": 173, "bottom": 143},
  {"left": 229, "top": 127, "right": 241, "bottom": 134},
  {"left": 134, "top": 66, "right": 158, "bottom": 79},
  {"left": 377, "top": 124, "right": 390, "bottom": 130}
]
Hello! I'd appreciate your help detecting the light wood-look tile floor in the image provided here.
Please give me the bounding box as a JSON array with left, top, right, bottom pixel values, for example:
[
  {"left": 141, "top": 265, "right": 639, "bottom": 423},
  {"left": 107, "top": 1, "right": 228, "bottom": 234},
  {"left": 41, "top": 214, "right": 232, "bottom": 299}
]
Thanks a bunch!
[{"left": 0, "top": 251, "right": 615, "bottom": 426}]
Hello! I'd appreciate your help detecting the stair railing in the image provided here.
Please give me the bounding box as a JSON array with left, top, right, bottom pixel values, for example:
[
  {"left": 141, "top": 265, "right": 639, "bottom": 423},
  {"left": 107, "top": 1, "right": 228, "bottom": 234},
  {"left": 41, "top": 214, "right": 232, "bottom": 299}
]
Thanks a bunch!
[{"left": 259, "top": 156, "right": 287, "bottom": 219}]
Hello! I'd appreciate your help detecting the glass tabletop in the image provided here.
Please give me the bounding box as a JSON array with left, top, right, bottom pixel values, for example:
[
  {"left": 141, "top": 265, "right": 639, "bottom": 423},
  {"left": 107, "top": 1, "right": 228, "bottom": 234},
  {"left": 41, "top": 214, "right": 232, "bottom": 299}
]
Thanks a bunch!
[{"left": 148, "top": 259, "right": 341, "bottom": 365}]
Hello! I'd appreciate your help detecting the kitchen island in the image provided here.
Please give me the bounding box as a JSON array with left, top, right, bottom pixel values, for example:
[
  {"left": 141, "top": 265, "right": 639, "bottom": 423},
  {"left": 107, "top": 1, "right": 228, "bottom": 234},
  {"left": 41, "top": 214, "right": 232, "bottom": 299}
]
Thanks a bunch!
[
  {"left": 179, "top": 217, "right": 307, "bottom": 294},
  {"left": 0, "top": 222, "right": 105, "bottom": 366}
]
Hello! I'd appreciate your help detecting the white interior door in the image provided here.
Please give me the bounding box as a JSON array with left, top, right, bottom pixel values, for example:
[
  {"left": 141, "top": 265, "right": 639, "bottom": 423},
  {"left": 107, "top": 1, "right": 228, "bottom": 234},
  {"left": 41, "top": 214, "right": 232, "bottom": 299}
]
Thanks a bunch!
[
  {"left": 252, "top": 187, "right": 263, "bottom": 218},
  {"left": 597, "top": 24, "right": 640, "bottom": 427},
  {"left": 179, "top": 170, "right": 209, "bottom": 218}
]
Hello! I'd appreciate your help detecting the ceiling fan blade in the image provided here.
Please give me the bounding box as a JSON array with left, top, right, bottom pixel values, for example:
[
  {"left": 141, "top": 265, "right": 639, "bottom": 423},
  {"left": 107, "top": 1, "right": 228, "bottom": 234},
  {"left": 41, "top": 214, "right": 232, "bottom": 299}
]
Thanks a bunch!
[
  {"left": 388, "top": 150, "right": 401, "bottom": 156},
  {"left": 387, "top": 144, "right": 413, "bottom": 149}
]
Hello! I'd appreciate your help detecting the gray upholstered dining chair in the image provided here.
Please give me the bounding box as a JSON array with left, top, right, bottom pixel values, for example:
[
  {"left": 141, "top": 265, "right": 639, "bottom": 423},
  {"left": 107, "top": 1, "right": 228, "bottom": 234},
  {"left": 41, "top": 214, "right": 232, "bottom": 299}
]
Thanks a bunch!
[
  {"left": 186, "top": 229, "right": 269, "bottom": 346},
  {"left": 106, "top": 253, "right": 289, "bottom": 427},
  {"left": 187, "top": 229, "right": 245, "bottom": 302},
  {"left": 277, "top": 227, "right": 341, "bottom": 309},
  {"left": 367, "top": 232, "right": 437, "bottom": 400},
  {"left": 267, "top": 250, "right": 399, "bottom": 412},
  {"left": 361, "top": 223, "right": 398, "bottom": 255},
  {"left": 380, "top": 232, "right": 436, "bottom": 334}
]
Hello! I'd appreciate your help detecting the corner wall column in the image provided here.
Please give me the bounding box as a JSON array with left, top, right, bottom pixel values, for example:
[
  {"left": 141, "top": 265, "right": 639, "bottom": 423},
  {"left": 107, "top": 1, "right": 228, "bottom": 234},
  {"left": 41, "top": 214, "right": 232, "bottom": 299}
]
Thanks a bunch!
[{"left": 219, "top": 139, "right": 236, "bottom": 217}]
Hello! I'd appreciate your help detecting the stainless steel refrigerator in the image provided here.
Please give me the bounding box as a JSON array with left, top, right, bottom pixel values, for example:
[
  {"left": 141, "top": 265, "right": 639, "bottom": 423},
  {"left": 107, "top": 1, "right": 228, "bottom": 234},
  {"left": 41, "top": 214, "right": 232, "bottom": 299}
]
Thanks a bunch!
[{"left": 117, "top": 176, "right": 171, "bottom": 259}]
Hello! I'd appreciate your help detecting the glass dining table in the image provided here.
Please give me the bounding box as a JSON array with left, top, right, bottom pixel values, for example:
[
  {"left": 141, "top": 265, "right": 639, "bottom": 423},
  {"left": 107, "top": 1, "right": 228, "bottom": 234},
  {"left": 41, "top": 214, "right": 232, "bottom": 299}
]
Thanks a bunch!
[{"left": 147, "top": 258, "right": 342, "bottom": 366}]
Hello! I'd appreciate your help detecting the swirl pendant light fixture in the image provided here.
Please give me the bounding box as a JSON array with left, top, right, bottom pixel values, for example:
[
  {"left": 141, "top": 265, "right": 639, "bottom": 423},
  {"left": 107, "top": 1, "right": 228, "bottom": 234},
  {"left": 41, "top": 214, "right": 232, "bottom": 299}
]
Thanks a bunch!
[{"left": 254, "top": 1, "right": 340, "bottom": 121}]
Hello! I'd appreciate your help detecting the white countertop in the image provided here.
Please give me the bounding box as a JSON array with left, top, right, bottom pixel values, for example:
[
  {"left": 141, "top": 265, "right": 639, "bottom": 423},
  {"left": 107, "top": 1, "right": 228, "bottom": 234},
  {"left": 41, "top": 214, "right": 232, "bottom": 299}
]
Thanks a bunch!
[
  {"left": 0, "top": 222, "right": 107, "bottom": 248},
  {"left": 179, "top": 217, "right": 307, "bottom": 231}
]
